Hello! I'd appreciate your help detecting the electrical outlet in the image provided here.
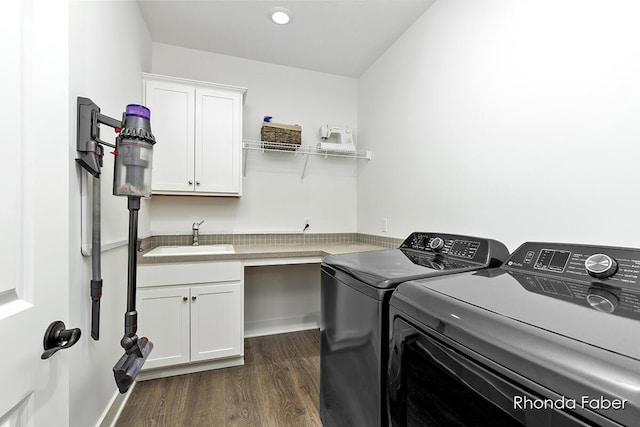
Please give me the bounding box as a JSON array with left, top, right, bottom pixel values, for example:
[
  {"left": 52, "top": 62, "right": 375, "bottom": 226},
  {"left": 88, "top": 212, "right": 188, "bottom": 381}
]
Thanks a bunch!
[{"left": 382, "top": 218, "right": 388, "bottom": 233}]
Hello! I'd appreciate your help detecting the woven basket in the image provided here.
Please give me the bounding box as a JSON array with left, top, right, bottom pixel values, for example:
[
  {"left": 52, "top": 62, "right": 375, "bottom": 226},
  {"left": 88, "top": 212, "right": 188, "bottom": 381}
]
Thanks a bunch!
[{"left": 261, "top": 122, "right": 302, "bottom": 150}]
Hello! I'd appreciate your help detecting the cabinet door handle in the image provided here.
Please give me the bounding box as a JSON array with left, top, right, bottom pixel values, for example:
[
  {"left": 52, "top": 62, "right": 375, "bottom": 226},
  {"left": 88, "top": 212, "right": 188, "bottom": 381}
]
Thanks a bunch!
[
  {"left": 183, "top": 297, "right": 188, "bottom": 301},
  {"left": 196, "top": 181, "right": 201, "bottom": 185},
  {"left": 192, "top": 296, "right": 197, "bottom": 301},
  {"left": 188, "top": 180, "right": 193, "bottom": 185}
]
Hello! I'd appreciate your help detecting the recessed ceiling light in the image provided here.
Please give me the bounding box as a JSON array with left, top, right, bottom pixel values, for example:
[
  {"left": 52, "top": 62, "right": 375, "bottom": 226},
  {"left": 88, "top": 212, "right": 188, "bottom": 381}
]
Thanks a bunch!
[{"left": 269, "top": 7, "right": 291, "bottom": 25}]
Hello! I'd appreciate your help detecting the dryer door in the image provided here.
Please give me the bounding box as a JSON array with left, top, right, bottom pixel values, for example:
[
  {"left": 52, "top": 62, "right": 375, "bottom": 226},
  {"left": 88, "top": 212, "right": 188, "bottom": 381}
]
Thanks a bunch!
[{"left": 387, "top": 318, "right": 604, "bottom": 427}]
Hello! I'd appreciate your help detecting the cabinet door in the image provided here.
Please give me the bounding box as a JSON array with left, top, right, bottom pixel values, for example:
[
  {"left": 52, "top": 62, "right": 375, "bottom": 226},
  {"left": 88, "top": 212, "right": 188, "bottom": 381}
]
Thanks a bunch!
[
  {"left": 145, "top": 79, "right": 195, "bottom": 193},
  {"left": 137, "top": 286, "right": 191, "bottom": 369},
  {"left": 190, "top": 282, "right": 243, "bottom": 362},
  {"left": 195, "top": 87, "right": 243, "bottom": 195}
]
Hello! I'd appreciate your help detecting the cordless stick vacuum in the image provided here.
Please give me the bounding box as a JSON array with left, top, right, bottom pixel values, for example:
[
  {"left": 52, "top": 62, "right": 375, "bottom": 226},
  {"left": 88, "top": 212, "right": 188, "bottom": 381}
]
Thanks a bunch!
[
  {"left": 112, "top": 193, "right": 154, "bottom": 394},
  {"left": 76, "top": 98, "right": 157, "bottom": 393},
  {"left": 112, "top": 104, "right": 156, "bottom": 393}
]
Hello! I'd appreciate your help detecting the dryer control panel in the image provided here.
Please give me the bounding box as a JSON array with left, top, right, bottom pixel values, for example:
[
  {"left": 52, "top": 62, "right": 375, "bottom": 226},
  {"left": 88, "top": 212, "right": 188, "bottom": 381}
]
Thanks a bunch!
[
  {"left": 400, "top": 232, "right": 509, "bottom": 267},
  {"left": 504, "top": 242, "right": 640, "bottom": 288}
]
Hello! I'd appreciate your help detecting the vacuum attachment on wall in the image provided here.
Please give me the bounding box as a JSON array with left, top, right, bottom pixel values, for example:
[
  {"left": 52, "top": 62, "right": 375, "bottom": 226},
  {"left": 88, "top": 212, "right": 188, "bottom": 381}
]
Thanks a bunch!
[
  {"left": 77, "top": 97, "right": 117, "bottom": 340},
  {"left": 76, "top": 97, "right": 156, "bottom": 393}
]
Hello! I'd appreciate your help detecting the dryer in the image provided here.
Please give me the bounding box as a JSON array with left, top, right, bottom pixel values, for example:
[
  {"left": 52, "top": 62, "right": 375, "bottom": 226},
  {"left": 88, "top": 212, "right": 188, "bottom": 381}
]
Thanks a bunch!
[
  {"left": 388, "top": 241, "right": 640, "bottom": 426},
  {"left": 320, "top": 232, "right": 509, "bottom": 427}
]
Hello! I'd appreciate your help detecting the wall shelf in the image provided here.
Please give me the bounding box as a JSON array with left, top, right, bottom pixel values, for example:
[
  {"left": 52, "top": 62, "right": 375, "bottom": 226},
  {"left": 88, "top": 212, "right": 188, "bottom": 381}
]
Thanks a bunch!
[{"left": 242, "top": 139, "right": 372, "bottom": 179}]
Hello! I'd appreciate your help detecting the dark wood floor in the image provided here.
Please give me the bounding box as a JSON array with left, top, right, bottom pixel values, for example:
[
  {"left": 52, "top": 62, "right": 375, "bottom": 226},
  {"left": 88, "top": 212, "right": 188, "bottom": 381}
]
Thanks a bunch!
[{"left": 115, "top": 329, "right": 322, "bottom": 427}]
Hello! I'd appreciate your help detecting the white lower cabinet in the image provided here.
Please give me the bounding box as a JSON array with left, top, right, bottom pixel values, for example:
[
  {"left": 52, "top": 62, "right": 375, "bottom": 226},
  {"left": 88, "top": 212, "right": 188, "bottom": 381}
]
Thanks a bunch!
[
  {"left": 137, "top": 286, "right": 191, "bottom": 368},
  {"left": 137, "top": 261, "right": 243, "bottom": 377},
  {"left": 190, "top": 283, "right": 242, "bottom": 362}
]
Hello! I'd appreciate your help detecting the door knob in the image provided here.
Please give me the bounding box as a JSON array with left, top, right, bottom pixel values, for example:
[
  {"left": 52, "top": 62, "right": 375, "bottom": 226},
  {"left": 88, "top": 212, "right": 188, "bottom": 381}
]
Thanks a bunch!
[{"left": 41, "top": 321, "right": 81, "bottom": 359}]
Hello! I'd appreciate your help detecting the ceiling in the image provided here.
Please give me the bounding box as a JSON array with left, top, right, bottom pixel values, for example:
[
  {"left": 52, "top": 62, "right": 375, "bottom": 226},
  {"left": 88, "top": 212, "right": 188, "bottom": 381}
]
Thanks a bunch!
[{"left": 137, "top": 0, "right": 436, "bottom": 77}]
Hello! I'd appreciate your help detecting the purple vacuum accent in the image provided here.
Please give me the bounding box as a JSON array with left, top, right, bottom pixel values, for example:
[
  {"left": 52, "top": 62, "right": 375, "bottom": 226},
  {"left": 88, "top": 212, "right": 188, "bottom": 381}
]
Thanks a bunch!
[{"left": 125, "top": 104, "right": 150, "bottom": 120}]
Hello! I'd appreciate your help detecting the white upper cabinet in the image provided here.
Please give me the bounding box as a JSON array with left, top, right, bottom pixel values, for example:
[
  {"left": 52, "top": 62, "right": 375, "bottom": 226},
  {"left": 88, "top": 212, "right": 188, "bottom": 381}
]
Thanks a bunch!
[
  {"left": 144, "top": 78, "right": 195, "bottom": 193},
  {"left": 143, "top": 73, "right": 246, "bottom": 196}
]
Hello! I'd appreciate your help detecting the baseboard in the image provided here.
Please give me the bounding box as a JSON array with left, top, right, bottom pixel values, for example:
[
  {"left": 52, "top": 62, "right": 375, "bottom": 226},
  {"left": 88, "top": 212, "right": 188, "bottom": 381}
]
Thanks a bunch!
[
  {"left": 244, "top": 314, "right": 320, "bottom": 338},
  {"left": 136, "top": 356, "right": 245, "bottom": 381},
  {"left": 97, "top": 382, "right": 136, "bottom": 427}
]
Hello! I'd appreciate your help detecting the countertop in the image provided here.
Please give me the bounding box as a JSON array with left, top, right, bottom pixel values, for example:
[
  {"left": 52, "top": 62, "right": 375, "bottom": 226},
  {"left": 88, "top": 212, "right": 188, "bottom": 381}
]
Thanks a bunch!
[{"left": 138, "top": 242, "right": 386, "bottom": 264}]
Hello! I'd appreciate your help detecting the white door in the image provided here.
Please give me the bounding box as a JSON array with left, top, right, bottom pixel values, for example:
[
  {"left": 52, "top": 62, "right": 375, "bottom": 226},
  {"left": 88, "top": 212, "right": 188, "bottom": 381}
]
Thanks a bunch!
[{"left": 0, "top": 0, "right": 71, "bottom": 425}]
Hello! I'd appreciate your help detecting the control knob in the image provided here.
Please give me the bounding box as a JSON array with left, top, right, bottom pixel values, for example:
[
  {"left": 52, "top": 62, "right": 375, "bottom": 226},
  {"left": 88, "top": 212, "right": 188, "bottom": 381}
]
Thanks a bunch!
[
  {"left": 585, "top": 253, "right": 618, "bottom": 279},
  {"left": 586, "top": 286, "right": 619, "bottom": 314},
  {"left": 429, "top": 237, "right": 445, "bottom": 252}
]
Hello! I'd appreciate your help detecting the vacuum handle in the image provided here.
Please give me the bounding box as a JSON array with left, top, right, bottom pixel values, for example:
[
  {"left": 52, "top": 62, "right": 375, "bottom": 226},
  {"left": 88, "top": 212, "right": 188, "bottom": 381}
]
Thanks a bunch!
[{"left": 41, "top": 321, "right": 81, "bottom": 359}]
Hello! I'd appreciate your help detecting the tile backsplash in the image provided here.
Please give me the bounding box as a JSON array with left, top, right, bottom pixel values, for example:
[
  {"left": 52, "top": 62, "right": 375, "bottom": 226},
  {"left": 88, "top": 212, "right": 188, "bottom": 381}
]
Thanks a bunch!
[
  {"left": 141, "top": 233, "right": 402, "bottom": 250},
  {"left": 357, "top": 233, "right": 404, "bottom": 248}
]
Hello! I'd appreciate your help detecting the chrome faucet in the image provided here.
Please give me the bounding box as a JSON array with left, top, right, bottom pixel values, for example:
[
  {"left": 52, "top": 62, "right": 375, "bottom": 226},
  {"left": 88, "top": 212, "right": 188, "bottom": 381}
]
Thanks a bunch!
[{"left": 192, "top": 220, "right": 204, "bottom": 246}]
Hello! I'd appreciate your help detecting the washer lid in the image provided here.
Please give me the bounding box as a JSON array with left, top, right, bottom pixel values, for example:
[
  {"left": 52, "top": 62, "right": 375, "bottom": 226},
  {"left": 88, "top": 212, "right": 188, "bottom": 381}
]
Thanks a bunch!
[
  {"left": 323, "top": 248, "right": 482, "bottom": 289},
  {"left": 394, "top": 269, "right": 640, "bottom": 360}
]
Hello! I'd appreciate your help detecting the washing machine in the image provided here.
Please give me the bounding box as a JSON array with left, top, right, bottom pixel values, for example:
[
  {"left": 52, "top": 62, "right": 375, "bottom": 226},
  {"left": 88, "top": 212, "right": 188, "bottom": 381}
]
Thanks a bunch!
[
  {"left": 320, "top": 232, "right": 509, "bottom": 427},
  {"left": 388, "top": 241, "right": 640, "bottom": 426}
]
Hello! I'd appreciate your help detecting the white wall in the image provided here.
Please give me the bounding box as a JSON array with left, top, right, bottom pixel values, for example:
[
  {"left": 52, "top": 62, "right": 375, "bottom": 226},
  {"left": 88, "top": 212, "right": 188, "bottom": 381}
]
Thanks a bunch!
[
  {"left": 358, "top": 0, "right": 640, "bottom": 251},
  {"left": 68, "top": 1, "right": 151, "bottom": 426},
  {"left": 244, "top": 264, "right": 321, "bottom": 337},
  {"left": 149, "top": 43, "right": 359, "bottom": 235}
]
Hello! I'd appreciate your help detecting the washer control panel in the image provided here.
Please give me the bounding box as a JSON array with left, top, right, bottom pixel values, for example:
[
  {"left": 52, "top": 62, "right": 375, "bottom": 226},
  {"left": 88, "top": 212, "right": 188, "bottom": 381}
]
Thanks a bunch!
[
  {"left": 505, "top": 242, "right": 640, "bottom": 288},
  {"left": 400, "top": 232, "right": 508, "bottom": 266}
]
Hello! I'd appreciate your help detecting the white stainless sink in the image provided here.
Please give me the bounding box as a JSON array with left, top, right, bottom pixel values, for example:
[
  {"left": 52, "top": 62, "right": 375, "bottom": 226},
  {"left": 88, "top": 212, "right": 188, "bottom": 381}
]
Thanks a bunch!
[{"left": 143, "top": 244, "right": 235, "bottom": 257}]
